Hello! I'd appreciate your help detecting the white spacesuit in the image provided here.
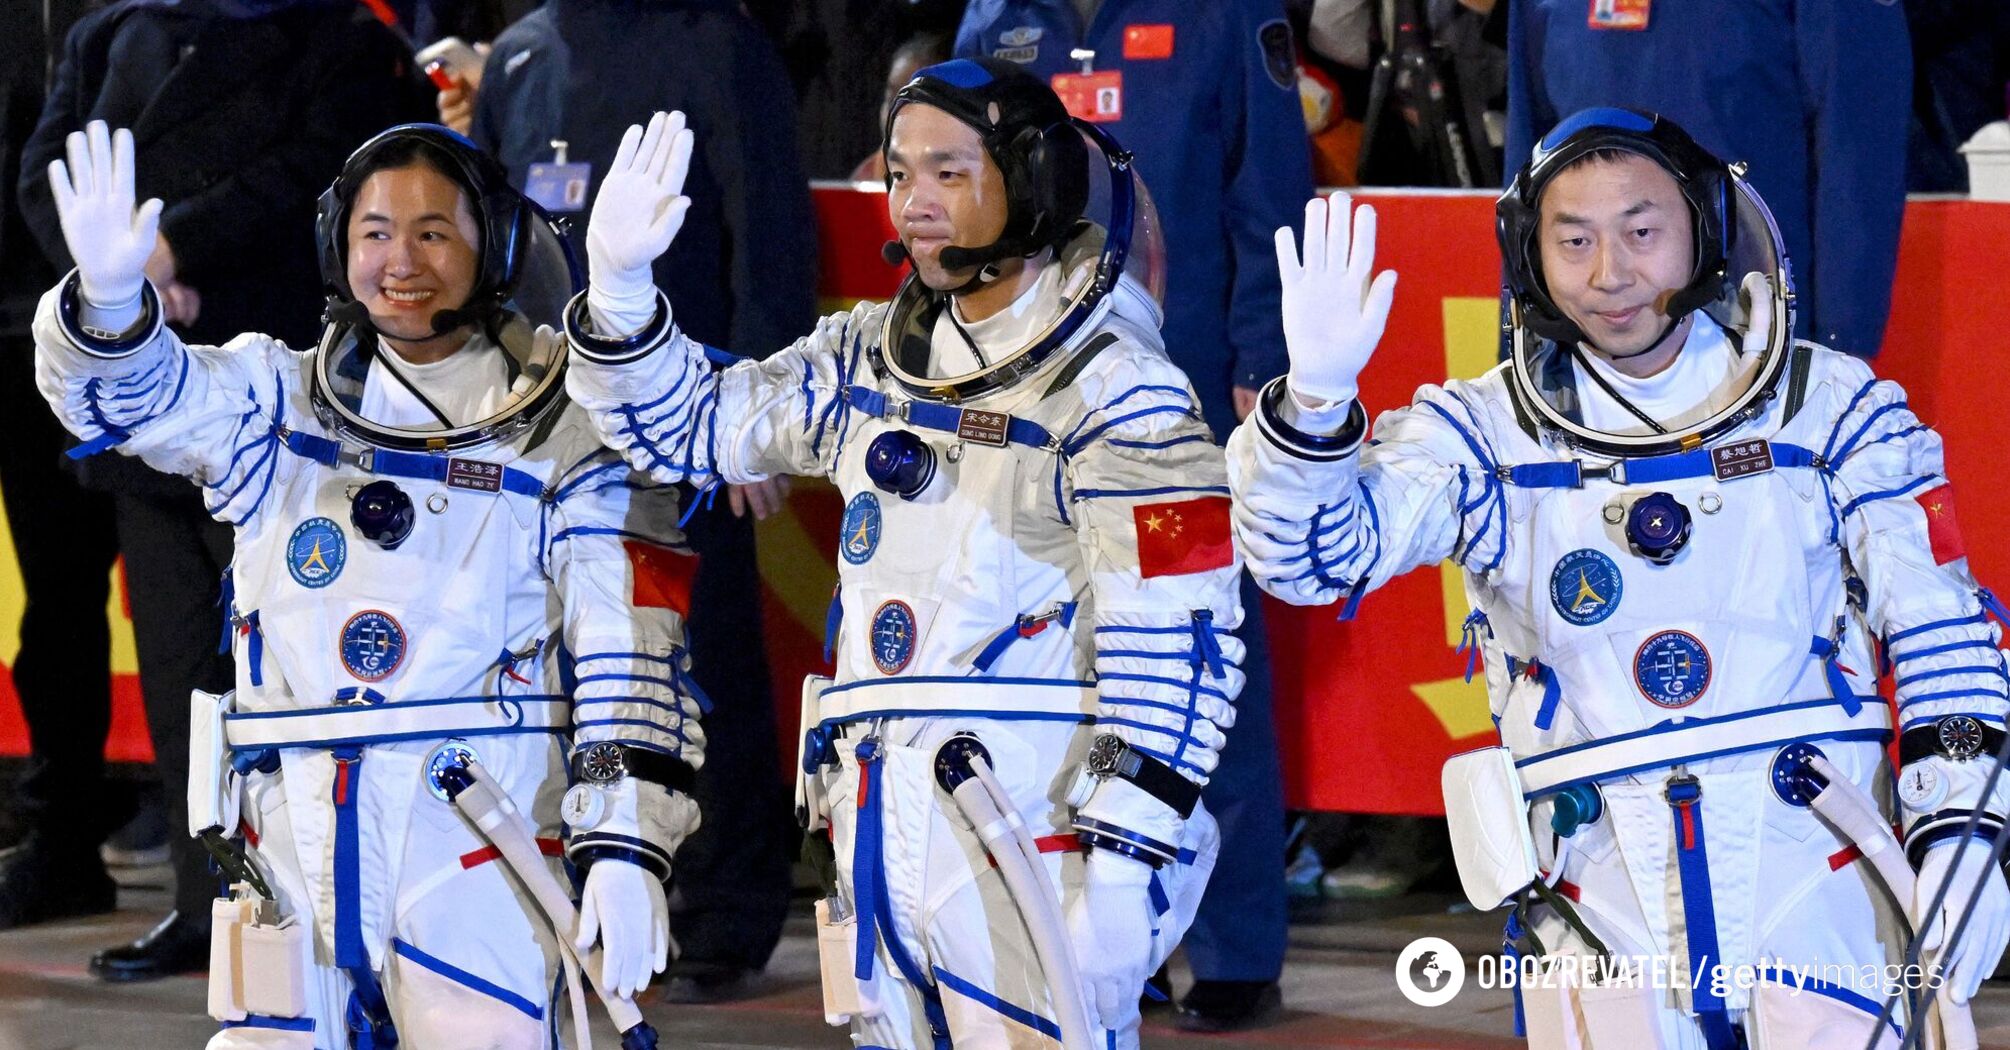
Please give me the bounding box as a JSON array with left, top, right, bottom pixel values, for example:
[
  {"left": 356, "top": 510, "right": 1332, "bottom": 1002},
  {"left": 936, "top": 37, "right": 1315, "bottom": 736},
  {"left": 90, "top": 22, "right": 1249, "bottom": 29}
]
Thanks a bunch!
[
  {"left": 1228, "top": 110, "right": 2010, "bottom": 1047},
  {"left": 33, "top": 123, "right": 700, "bottom": 1049},
  {"left": 562, "top": 61, "right": 1244, "bottom": 1049}
]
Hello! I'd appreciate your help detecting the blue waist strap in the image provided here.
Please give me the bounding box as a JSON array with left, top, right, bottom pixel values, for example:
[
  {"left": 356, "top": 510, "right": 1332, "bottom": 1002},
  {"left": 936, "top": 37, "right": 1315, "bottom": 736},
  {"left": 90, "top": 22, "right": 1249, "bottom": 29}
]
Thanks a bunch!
[
  {"left": 282, "top": 429, "right": 548, "bottom": 499},
  {"left": 844, "top": 385, "right": 1058, "bottom": 452},
  {"left": 1504, "top": 441, "right": 1821, "bottom": 489}
]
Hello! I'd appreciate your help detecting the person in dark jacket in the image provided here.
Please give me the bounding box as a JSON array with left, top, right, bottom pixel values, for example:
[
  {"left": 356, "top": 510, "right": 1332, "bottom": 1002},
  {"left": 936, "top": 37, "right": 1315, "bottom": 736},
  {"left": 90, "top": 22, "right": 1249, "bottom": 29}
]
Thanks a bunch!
[
  {"left": 1505, "top": 0, "right": 1911, "bottom": 358},
  {"left": 14, "top": 0, "right": 429, "bottom": 979},
  {"left": 0, "top": 0, "right": 124, "bottom": 939},
  {"left": 954, "top": 0, "right": 1312, "bottom": 1030},
  {"left": 468, "top": 0, "right": 817, "bottom": 1001}
]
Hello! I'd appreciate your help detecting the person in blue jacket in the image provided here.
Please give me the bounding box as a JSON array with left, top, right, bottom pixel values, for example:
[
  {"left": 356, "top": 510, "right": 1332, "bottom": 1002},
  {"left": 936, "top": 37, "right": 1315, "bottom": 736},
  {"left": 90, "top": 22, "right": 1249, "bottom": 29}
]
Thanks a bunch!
[
  {"left": 1505, "top": 0, "right": 1911, "bottom": 359},
  {"left": 956, "top": 0, "right": 1312, "bottom": 1030}
]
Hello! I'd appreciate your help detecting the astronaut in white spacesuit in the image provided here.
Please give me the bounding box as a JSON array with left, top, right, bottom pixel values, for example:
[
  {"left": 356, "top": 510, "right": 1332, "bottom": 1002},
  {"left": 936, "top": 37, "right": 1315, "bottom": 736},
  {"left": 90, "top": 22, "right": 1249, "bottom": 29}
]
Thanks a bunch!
[
  {"left": 34, "top": 121, "right": 700, "bottom": 1049},
  {"left": 560, "top": 59, "right": 1245, "bottom": 1049},
  {"left": 1227, "top": 108, "right": 2010, "bottom": 1046}
]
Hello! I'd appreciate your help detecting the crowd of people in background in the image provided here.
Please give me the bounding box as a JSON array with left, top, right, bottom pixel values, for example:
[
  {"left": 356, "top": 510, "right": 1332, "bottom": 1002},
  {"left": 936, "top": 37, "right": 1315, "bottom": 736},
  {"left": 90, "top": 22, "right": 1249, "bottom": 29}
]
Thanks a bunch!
[{"left": 0, "top": 0, "right": 2006, "bottom": 1035}]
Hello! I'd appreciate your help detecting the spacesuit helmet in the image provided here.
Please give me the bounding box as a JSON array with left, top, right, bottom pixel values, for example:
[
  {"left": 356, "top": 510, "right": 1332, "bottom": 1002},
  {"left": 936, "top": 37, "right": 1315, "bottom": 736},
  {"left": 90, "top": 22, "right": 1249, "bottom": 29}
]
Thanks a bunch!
[
  {"left": 309, "top": 124, "right": 582, "bottom": 451},
  {"left": 876, "top": 58, "right": 1166, "bottom": 401},
  {"left": 1495, "top": 107, "right": 1795, "bottom": 456}
]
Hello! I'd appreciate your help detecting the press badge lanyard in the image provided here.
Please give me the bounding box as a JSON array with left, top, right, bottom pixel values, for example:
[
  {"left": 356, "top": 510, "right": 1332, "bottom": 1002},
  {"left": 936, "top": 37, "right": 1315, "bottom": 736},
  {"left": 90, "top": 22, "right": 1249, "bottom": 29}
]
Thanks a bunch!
[{"left": 526, "top": 138, "right": 593, "bottom": 214}]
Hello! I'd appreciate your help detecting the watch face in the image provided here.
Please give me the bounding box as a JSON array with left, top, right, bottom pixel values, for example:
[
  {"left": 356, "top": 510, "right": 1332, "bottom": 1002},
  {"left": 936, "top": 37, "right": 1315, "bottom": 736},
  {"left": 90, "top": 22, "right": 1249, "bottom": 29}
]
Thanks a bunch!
[
  {"left": 1087, "top": 734, "right": 1125, "bottom": 776},
  {"left": 1938, "top": 715, "right": 1988, "bottom": 759},
  {"left": 580, "top": 741, "right": 626, "bottom": 782}
]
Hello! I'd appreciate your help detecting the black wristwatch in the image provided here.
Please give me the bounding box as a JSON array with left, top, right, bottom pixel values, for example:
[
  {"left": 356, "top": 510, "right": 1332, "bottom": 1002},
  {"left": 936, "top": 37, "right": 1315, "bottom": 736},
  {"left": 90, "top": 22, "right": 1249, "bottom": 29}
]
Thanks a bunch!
[
  {"left": 571, "top": 741, "right": 697, "bottom": 794},
  {"left": 1899, "top": 715, "right": 2007, "bottom": 766},
  {"left": 1085, "top": 734, "right": 1201, "bottom": 819}
]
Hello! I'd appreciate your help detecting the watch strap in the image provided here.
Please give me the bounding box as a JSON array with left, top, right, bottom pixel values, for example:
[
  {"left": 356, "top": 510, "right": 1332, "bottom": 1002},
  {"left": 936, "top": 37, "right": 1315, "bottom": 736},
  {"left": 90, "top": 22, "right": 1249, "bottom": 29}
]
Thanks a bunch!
[{"left": 571, "top": 744, "right": 697, "bottom": 795}]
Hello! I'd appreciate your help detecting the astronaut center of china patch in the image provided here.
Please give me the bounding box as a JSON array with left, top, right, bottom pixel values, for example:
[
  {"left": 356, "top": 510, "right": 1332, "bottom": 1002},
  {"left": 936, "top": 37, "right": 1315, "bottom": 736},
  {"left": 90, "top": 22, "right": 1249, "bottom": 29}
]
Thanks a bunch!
[
  {"left": 841, "top": 492, "right": 883, "bottom": 565},
  {"left": 1549, "top": 549, "right": 1622, "bottom": 626},
  {"left": 287, "top": 517, "right": 348, "bottom": 588}
]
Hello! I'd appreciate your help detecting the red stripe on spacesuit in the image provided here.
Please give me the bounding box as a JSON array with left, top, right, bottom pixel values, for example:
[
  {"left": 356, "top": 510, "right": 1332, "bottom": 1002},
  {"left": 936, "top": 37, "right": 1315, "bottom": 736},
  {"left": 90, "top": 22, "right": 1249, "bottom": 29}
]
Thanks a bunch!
[
  {"left": 334, "top": 759, "right": 352, "bottom": 806},
  {"left": 459, "top": 838, "right": 564, "bottom": 870},
  {"left": 984, "top": 834, "right": 1082, "bottom": 869},
  {"left": 1534, "top": 872, "right": 1581, "bottom": 901},
  {"left": 1828, "top": 844, "right": 1863, "bottom": 871},
  {"left": 1677, "top": 805, "right": 1695, "bottom": 851},
  {"left": 239, "top": 820, "right": 259, "bottom": 850}
]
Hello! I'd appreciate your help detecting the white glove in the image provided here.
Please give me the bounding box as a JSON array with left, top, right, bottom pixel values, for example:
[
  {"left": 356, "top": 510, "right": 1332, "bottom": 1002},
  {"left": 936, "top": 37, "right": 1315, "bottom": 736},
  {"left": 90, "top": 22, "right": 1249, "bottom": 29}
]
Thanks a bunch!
[
  {"left": 47, "top": 121, "right": 162, "bottom": 309},
  {"left": 585, "top": 110, "right": 694, "bottom": 334},
  {"left": 1273, "top": 192, "right": 1398, "bottom": 409},
  {"left": 574, "top": 857, "right": 669, "bottom": 1000},
  {"left": 1066, "top": 850, "right": 1156, "bottom": 1033},
  {"left": 1915, "top": 836, "right": 2010, "bottom": 1005}
]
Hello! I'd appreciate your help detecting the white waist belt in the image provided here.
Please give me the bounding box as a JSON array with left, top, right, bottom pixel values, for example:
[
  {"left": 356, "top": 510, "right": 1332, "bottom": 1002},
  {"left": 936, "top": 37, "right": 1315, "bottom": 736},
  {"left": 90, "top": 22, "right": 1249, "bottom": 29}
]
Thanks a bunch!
[
  {"left": 816, "top": 675, "right": 1098, "bottom": 728},
  {"left": 1516, "top": 697, "right": 1892, "bottom": 797},
  {"left": 224, "top": 696, "right": 571, "bottom": 751}
]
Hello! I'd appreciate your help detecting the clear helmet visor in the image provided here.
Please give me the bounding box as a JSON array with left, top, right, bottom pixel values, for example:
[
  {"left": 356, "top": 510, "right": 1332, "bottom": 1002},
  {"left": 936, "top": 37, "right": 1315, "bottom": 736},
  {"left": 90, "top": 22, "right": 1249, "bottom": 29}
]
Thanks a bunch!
[
  {"left": 311, "top": 204, "right": 581, "bottom": 451},
  {"left": 1507, "top": 172, "right": 1795, "bottom": 456},
  {"left": 880, "top": 122, "right": 1166, "bottom": 400}
]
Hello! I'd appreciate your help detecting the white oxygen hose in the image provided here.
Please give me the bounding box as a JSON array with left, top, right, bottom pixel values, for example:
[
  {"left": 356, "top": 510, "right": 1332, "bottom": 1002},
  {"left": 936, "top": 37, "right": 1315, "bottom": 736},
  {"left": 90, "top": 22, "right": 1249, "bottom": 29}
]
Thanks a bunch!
[
  {"left": 450, "top": 760, "right": 652, "bottom": 1048},
  {"left": 944, "top": 751, "right": 1097, "bottom": 1050},
  {"left": 1805, "top": 755, "right": 1977, "bottom": 1050}
]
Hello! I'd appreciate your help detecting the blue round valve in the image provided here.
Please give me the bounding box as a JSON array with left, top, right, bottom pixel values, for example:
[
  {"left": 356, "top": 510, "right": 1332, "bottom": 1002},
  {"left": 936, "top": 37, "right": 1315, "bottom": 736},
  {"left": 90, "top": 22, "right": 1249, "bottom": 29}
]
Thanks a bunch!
[
  {"left": 1625, "top": 491, "right": 1692, "bottom": 565},
  {"left": 865, "top": 429, "right": 938, "bottom": 501},
  {"left": 1550, "top": 783, "right": 1603, "bottom": 837},
  {"left": 350, "top": 480, "right": 415, "bottom": 550}
]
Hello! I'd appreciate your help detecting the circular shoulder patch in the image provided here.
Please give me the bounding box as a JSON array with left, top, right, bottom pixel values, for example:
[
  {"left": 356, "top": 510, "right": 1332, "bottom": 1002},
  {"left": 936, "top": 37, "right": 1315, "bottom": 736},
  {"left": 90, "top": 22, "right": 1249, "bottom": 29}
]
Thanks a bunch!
[
  {"left": 869, "top": 600, "right": 918, "bottom": 676},
  {"left": 1549, "top": 549, "right": 1622, "bottom": 626},
  {"left": 287, "top": 517, "right": 348, "bottom": 588},
  {"left": 340, "top": 610, "right": 408, "bottom": 682},
  {"left": 840, "top": 492, "right": 883, "bottom": 566},
  {"left": 1633, "top": 630, "right": 1711, "bottom": 708}
]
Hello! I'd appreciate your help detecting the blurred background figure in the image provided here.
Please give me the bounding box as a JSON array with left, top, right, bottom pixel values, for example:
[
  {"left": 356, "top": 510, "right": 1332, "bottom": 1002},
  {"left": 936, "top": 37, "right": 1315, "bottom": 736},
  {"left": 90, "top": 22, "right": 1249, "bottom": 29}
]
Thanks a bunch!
[
  {"left": 850, "top": 30, "right": 954, "bottom": 182},
  {"left": 954, "top": 0, "right": 1311, "bottom": 1032},
  {"left": 0, "top": 0, "right": 124, "bottom": 935},
  {"left": 14, "top": 0, "right": 428, "bottom": 980},
  {"left": 463, "top": 0, "right": 818, "bottom": 1002},
  {"left": 1506, "top": 0, "right": 1911, "bottom": 358}
]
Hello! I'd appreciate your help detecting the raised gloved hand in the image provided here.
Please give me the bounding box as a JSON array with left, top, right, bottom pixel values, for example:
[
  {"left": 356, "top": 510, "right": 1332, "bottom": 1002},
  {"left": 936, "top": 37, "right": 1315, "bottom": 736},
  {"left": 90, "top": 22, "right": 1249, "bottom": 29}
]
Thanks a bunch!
[
  {"left": 585, "top": 110, "right": 694, "bottom": 333},
  {"left": 1066, "top": 850, "right": 1156, "bottom": 1033},
  {"left": 1273, "top": 192, "right": 1398, "bottom": 408},
  {"left": 1915, "top": 835, "right": 2010, "bottom": 1005},
  {"left": 47, "top": 121, "right": 161, "bottom": 309},
  {"left": 574, "top": 856, "right": 669, "bottom": 1000}
]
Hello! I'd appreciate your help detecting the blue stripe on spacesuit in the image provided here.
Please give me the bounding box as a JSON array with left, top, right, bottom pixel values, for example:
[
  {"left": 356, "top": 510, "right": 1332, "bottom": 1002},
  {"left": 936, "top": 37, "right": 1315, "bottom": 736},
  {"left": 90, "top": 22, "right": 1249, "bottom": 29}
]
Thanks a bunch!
[
  {"left": 1821, "top": 379, "right": 1882, "bottom": 463},
  {"left": 850, "top": 742, "right": 952, "bottom": 1048},
  {"left": 331, "top": 748, "right": 396, "bottom": 1046},
  {"left": 1890, "top": 639, "right": 1998, "bottom": 664},
  {"left": 1896, "top": 664, "right": 2008, "bottom": 690},
  {"left": 1898, "top": 688, "right": 2010, "bottom": 710},
  {"left": 931, "top": 966, "right": 1063, "bottom": 1041},
  {"left": 1837, "top": 475, "right": 1939, "bottom": 521},
  {"left": 1749, "top": 967, "right": 1903, "bottom": 1036},
  {"left": 1665, "top": 779, "right": 1737, "bottom": 1049},
  {"left": 1096, "top": 649, "right": 1244, "bottom": 670},
  {"left": 1062, "top": 404, "right": 1195, "bottom": 458},
  {"left": 220, "top": 1015, "right": 315, "bottom": 1032},
  {"left": 1073, "top": 484, "right": 1228, "bottom": 500},
  {"left": 1887, "top": 614, "right": 1988, "bottom": 644},
  {"left": 1829, "top": 399, "right": 1912, "bottom": 466},
  {"left": 1108, "top": 434, "right": 1211, "bottom": 452},
  {"left": 1094, "top": 673, "right": 1233, "bottom": 702},
  {"left": 392, "top": 939, "right": 543, "bottom": 1020}
]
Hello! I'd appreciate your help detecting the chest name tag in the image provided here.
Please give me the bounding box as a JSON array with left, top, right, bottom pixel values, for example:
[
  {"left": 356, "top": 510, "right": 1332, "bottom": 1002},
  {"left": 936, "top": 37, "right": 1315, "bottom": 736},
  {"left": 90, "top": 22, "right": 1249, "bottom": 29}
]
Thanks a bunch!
[
  {"left": 447, "top": 458, "right": 505, "bottom": 493},
  {"left": 1708, "top": 439, "right": 1774, "bottom": 482},
  {"left": 956, "top": 409, "right": 1012, "bottom": 448}
]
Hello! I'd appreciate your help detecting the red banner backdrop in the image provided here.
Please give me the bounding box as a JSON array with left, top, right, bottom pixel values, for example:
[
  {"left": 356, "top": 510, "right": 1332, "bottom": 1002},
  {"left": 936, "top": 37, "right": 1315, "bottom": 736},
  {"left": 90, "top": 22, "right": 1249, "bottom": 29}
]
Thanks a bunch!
[{"left": 2, "top": 186, "right": 2003, "bottom": 818}]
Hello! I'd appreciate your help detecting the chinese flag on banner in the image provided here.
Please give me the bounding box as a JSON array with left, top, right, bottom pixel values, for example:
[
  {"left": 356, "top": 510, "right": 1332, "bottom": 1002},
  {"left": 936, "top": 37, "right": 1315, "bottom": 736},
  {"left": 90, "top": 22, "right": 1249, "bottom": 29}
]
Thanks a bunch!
[
  {"left": 625, "top": 540, "right": 698, "bottom": 615},
  {"left": 1133, "top": 497, "right": 1234, "bottom": 579},
  {"left": 1914, "top": 483, "right": 1966, "bottom": 565}
]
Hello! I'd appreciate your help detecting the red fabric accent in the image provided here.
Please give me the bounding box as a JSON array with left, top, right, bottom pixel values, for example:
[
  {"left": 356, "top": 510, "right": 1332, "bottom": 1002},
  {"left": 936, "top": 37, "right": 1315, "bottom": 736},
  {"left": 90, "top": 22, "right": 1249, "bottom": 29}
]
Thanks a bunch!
[
  {"left": 1017, "top": 621, "right": 1048, "bottom": 639},
  {"left": 1915, "top": 483, "right": 1967, "bottom": 565},
  {"left": 1122, "top": 24, "right": 1174, "bottom": 59},
  {"left": 459, "top": 837, "right": 563, "bottom": 870},
  {"left": 858, "top": 762, "right": 872, "bottom": 811},
  {"left": 334, "top": 760, "right": 352, "bottom": 806},
  {"left": 1828, "top": 844, "right": 1864, "bottom": 871},
  {"left": 1677, "top": 805, "right": 1695, "bottom": 851},
  {"left": 625, "top": 540, "right": 698, "bottom": 615},
  {"left": 238, "top": 820, "right": 259, "bottom": 850},
  {"left": 1555, "top": 878, "right": 1580, "bottom": 902},
  {"left": 1133, "top": 497, "right": 1234, "bottom": 579},
  {"left": 987, "top": 834, "right": 1082, "bottom": 869},
  {"left": 356, "top": 0, "right": 400, "bottom": 27}
]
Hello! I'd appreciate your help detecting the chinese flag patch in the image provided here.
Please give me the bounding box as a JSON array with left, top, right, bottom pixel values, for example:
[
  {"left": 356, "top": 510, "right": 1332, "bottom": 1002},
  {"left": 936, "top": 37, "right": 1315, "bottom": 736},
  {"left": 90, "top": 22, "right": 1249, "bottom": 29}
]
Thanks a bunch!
[
  {"left": 1123, "top": 24, "right": 1174, "bottom": 60},
  {"left": 1133, "top": 497, "right": 1234, "bottom": 579},
  {"left": 625, "top": 540, "right": 697, "bottom": 615},
  {"left": 1914, "top": 483, "right": 1966, "bottom": 565}
]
